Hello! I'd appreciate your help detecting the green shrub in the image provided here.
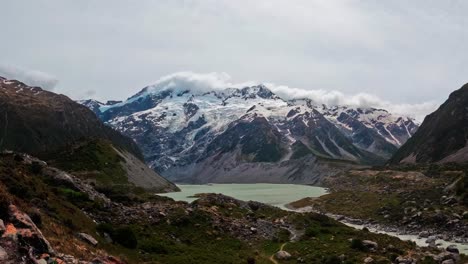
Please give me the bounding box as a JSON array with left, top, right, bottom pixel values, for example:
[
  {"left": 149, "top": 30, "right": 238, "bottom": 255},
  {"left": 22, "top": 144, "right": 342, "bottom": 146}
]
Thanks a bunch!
[
  {"left": 112, "top": 226, "right": 138, "bottom": 249},
  {"left": 322, "top": 255, "right": 341, "bottom": 264},
  {"left": 30, "top": 162, "right": 43, "bottom": 174},
  {"left": 28, "top": 208, "right": 42, "bottom": 227},
  {"left": 58, "top": 188, "right": 89, "bottom": 203},
  {"left": 0, "top": 191, "right": 11, "bottom": 219},
  {"left": 63, "top": 218, "right": 75, "bottom": 229},
  {"left": 350, "top": 238, "right": 367, "bottom": 251},
  {"left": 420, "top": 256, "right": 437, "bottom": 264},
  {"left": 96, "top": 223, "right": 114, "bottom": 234},
  {"left": 273, "top": 228, "right": 290, "bottom": 243},
  {"left": 139, "top": 240, "right": 169, "bottom": 254},
  {"left": 97, "top": 223, "right": 138, "bottom": 248},
  {"left": 304, "top": 227, "right": 319, "bottom": 238},
  {"left": 247, "top": 257, "right": 256, "bottom": 264}
]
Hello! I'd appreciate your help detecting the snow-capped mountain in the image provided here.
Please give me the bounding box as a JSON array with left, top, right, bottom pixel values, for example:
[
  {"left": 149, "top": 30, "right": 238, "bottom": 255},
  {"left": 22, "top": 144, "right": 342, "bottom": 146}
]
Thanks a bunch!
[{"left": 80, "top": 83, "right": 418, "bottom": 184}]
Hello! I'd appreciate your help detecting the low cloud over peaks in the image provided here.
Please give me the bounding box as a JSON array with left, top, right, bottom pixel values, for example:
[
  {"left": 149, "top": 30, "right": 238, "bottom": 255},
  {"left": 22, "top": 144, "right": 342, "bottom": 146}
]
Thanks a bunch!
[
  {"left": 145, "top": 72, "right": 439, "bottom": 122},
  {"left": 0, "top": 64, "right": 58, "bottom": 91}
]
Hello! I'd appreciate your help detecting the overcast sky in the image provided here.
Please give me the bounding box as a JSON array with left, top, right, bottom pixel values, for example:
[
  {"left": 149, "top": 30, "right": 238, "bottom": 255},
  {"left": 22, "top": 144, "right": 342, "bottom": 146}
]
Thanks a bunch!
[{"left": 1, "top": 0, "right": 468, "bottom": 120}]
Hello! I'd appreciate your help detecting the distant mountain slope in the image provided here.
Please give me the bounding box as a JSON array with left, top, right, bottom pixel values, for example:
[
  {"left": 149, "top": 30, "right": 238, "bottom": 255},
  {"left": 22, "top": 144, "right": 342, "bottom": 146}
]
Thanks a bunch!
[
  {"left": 81, "top": 81, "right": 418, "bottom": 183},
  {"left": 390, "top": 83, "right": 468, "bottom": 164},
  {"left": 0, "top": 76, "right": 178, "bottom": 192}
]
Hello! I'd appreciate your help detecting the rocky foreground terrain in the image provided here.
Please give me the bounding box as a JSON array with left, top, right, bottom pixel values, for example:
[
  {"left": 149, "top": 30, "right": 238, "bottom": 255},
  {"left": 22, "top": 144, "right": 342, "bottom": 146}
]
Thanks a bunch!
[
  {"left": 1, "top": 152, "right": 465, "bottom": 263},
  {"left": 290, "top": 164, "right": 468, "bottom": 253}
]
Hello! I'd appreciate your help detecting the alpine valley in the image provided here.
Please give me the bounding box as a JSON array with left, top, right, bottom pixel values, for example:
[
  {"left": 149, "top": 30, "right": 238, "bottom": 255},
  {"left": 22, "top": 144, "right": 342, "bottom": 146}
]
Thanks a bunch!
[
  {"left": 80, "top": 78, "right": 418, "bottom": 184},
  {"left": 1, "top": 75, "right": 455, "bottom": 264}
]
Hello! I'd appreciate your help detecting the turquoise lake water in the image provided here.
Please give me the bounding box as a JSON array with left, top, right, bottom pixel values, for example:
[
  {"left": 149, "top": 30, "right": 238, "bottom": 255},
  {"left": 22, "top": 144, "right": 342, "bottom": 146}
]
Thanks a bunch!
[{"left": 157, "top": 183, "right": 327, "bottom": 210}]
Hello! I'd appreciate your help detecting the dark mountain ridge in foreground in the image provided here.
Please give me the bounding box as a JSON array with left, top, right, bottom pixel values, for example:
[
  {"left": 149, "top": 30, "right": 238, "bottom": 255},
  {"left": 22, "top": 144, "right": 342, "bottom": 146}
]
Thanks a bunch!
[
  {"left": 0, "top": 76, "right": 141, "bottom": 159},
  {"left": 390, "top": 83, "right": 468, "bottom": 164},
  {"left": 0, "top": 76, "right": 178, "bottom": 192}
]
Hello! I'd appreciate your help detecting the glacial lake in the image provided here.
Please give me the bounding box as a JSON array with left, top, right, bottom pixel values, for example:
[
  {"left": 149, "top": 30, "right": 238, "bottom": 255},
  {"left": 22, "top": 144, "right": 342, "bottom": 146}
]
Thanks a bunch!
[
  {"left": 157, "top": 183, "right": 327, "bottom": 210},
  {"left": 158, "top": 184, "right": 468, "bottom": 254}
]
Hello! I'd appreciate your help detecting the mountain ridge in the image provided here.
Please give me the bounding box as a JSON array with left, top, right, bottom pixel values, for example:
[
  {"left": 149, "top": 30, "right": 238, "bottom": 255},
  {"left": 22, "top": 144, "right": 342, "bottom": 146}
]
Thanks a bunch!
[
  {"left": 0, "top": 76, "right": 179, "bottom": 192},
  {"left": 80, "top": 82, "right": 419, "bottom": 183},
  {"left": 390, "top": 83, "right": 468, "bottom": 164}
]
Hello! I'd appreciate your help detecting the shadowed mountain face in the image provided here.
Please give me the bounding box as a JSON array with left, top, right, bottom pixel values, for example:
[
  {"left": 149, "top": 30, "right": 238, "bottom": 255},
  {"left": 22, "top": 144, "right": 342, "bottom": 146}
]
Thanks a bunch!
[
  {"left": 80, "top": 84, "right": 418, "bottom": 183},
  {"left": 390, "top": 83, "right": 468, "bottom": 164},
  {"left": 0, "top": 76, "right": 178, "bottom": 192},
  {"left": 0, "top": 77, "right": 141, "bottom": 159}
]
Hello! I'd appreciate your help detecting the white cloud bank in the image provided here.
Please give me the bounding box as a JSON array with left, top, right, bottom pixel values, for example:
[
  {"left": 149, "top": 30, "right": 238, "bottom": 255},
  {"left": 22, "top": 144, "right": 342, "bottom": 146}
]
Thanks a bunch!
[
  {"left": 146, "top": 72, "right": 439, "bottom": 121},
  {"left": 0, "top": 64, "right": 58, "bottom": 91}
]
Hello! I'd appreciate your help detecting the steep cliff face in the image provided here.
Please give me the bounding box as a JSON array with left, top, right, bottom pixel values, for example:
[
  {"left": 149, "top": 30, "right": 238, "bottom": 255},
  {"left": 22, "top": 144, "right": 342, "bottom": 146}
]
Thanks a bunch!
[{"left": 390, "top": 83, "right": 468, "bottom": 164}]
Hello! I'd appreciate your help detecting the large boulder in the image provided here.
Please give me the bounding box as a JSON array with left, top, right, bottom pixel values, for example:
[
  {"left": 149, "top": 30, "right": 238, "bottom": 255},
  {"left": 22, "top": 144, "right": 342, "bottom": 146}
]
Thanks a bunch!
[
  {"left": 7, "top": 205, "right": 54, "bottom": 254},
  {"left": 275, "top": 250, "right": 291, "bottom": 260},
  {"left": 395, "top": 256, "right": 415, "bottom": 264},
  {"left": 78, "top": 233, "right": 99, "bottom": 246},
  {"left": 446, "top": 245, "right": 459, "bottom": 254},
  {"left": 362, "top": 240, "right": 378, "bottom": 250}
]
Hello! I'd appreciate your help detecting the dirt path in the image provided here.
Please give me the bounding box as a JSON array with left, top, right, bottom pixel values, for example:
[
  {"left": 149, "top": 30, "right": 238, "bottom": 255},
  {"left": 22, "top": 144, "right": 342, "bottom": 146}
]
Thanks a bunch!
[
  {"left": 268, "top": 227, "right": 301, "bottom": 264},
  {"left": 269, "top": 242, "right": 287, "bottom": 264}
]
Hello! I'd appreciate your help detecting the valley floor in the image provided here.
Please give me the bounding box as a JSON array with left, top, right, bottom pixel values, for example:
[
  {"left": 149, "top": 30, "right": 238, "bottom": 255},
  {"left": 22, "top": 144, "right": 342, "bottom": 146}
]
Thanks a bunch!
[{"left": 288, "top": 164, "right": 468, "bottom": 260}]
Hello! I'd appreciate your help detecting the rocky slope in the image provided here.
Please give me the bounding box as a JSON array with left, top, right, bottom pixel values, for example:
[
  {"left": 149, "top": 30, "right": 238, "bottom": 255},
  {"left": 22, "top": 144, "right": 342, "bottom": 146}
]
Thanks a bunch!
[
  {"left": 0, "top": 151, "right": 460, "bottom": 264},
  {"left": 390, "top": 83, "right": 468, "bottom": 164},
  {"left": 0, "top": 76, "right": 178, "bottom": 192},
  {"left": 81, "top": 82, "right": 418, "bottom": 183}
]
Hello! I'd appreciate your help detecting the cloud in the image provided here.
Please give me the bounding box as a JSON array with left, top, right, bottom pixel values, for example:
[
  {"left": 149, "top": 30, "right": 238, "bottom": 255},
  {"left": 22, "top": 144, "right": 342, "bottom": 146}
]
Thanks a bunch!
[
  {"left": 146, "top": 72, "right": 235, "bottom": 94},
  {"left": 144, "top": 72, "right": 439, "bottom": 121},
  {"left": 1, "top": 1, "right": 466, "bottom": 104},
  {"left": 264, "top": 83, "right": 439, "bottom": 121},
  {"left": 0, "top": 64, "right": 58, "bottom": 91}
]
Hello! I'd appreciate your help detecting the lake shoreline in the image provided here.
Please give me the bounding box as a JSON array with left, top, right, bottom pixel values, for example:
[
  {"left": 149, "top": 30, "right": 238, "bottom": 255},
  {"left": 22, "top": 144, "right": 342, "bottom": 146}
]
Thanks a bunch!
[
  {"left": 159, "top": 183, "right": 468, "bottom": 255},
  {"left": 287, "top": 204, "right": 468, "bottom": 255}
]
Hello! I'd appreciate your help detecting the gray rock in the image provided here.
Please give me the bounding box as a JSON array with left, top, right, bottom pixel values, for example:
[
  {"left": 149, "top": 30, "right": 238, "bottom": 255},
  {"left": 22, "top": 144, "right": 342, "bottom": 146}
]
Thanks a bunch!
[
  {"left": 362, "top": 240, "right": 378, "bottom": 250},
  {"left": 463, "top": 211, "right": 468, "bottom": 219},
  {"left": 0, "top": 246, "right": 7, "bottom": 260},
  {"left": 452, "top": 213, "right": 462, "bottom": 219},
  {"left": 274, "top": 250, "right": 291, "bottom": 260},
  {"left": 364, "top": 257, "right": 374, "bottom": 263},
  {"left": 434, "top": 252, "right": 456, "bottom": 262},
  {"left": 57, "top": 254, "right": 76, "bottom": 263},
  {"left": 103, "top": 232, "right": 113, "bottom": 243},
  {"left": 446, "top": 244, "right": 459, "bottom": 254},
  {"left": 418, "top": 231, "right": 430, "bottom": 238},
  {"left": 78, "top": 232, "right": 98, "bottom": 246},
  {"left": 425, "top": 235, "right": 437, "bottom": 244},
  {"left": 395, "top": 256, "right": 414, "bottom": 264},
  {"left": 0, "top": 219, "right": 5, "bottom": 235},
  {"left": 8, "top": 205, "right": 55, "bottom": 254},
  {"left": 441, "top": 260, "right": 455, "bottom": 264}
]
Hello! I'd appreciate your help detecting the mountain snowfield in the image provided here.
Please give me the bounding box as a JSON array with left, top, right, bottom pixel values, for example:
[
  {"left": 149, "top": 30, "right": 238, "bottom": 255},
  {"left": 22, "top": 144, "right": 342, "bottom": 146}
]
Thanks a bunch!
[{"left": 80, "top": 76, "right": 419, "bottom": 184}]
